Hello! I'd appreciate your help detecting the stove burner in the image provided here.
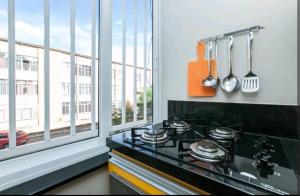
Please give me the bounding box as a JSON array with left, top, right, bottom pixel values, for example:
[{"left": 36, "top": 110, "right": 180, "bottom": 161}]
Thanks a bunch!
[
  {"left": 197, "top": 140, "right": 218, "bottom": 153},
  {"left": 140, "top": 132, "right": 169, "bottom": 145},
  {"left": 189, "top": 140, "right": 227, "bottom": 163},
  {"left": 144, "top": 128, "right": 166, "bottom": 136},
  {"left": 209, "top": 127, "right": 236, "bottom": 140},
  {"left": 135, "top": 128, "right": 169, "bottom": 145},
  {"left": 164, "top": 120, "right": 191, "bottom": 133},
  {"left": 216, "top": 128, "right": 233, "bottom": 135}
]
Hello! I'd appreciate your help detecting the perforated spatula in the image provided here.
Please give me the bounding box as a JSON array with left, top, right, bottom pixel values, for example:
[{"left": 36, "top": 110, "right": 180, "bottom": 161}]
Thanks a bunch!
[{"left": 242, "top": 31, "right": 260, "bottom": 93}]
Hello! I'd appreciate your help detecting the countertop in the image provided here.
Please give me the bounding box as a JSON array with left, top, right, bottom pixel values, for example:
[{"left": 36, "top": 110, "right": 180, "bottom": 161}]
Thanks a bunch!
[{"left": 106, "top": 131, "right": 288, "bottom": 195}]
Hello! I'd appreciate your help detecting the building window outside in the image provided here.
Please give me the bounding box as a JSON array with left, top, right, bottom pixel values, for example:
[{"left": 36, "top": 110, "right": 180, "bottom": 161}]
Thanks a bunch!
[
  {"left": 14, "top": 108, "right": 38, "bottom": 121},
  {"left": 62, "top": 102, "right": 91, "bottom": 115},
  {"left": 62, "top": 83, "right": 70, "bottom": 96},
  {"left": 31, "top": 61, "right": 38, "bottom": 71},
  {"left": 79, "top": 101, "right": 91, "bottom": 113},
  {"left": 16, "top": 80, "right": 38, "bottom": 96},
  {"left": 16, "top": 55, "right": 22, "bottom": 70},
  {"left": 0, "top": 80, "right": 8, "bottom": 95},
  {"left": 62, "top": 83, "right": 92, "bottom": 96},
  {"left": 14, "top": 55, "right": 38, "bottom": 72},
  {"left": 62, "top": 102, "right": 70, "bottom": 115},
  {"left": 78, "top": 84, "right": 92, "bottom": 95},
  {"left": 78, "top": 65, "right": 92, "bottom": 77},
  {"left": 0, "top": 53, "right": 8, "bottom": 69},
  {"left": 22, "top": 59, "right": 30, "bottom": 71}
]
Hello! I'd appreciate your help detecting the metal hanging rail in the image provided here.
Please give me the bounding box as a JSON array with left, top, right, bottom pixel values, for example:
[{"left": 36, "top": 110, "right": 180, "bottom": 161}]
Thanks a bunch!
[{"left": 199, "top": 25, "right": 265, "bottom": 43}]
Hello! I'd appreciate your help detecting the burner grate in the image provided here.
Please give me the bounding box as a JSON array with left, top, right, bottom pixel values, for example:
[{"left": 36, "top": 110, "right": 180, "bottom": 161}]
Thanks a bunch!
[{"left": 179, "top": 140, "right": 229, "bottom": 163}]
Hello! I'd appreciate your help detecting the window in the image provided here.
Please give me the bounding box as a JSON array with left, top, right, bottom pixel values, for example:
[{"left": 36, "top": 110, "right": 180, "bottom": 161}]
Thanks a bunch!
[
  {"left": 0, "top": 53, "right": 8, "bottom": 69},
  {"left": 22, "top": 59, "right": 30, "bottom": 71},
  {"left": 62, "top": 83, "right": 70, "bottom": 96},
  {"left": 30, "top": 60, "right": 38, "bottom": 72},
  {"left": 78, "top": 84, "right": 92, "bottom": 95},
  {"left": 111, "top": 0, "right": 153, "bottom": 129},
  {"left": 16, "top": 55, "right": 22, "bottom": 70},
  {"left": 16, "top": 80, "right": 38, "bottom": 96},
  {"left": 79, "top": 101, "right": 91, "bottom": 113},
  {"left": 62, "top": 102, "right": 70, "bottom": 115},
  {"left": 0, "top": 80, "right": 8, "bottom": 95},
  {"left": 77, "top": 65, "right": 92, "bottom": 77},
  {"left": 0, "top": 0, "right": 100, "bottom": 159}
]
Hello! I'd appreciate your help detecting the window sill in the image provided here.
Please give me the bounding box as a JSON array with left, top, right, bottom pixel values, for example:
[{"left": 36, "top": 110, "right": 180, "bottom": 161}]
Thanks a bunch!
[{"left": 0, "top": 137, "right": 109, "bottom": 191}]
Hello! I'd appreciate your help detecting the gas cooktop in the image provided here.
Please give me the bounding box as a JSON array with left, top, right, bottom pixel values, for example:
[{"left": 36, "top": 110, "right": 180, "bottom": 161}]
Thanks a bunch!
[{"left": 123, "top": 121, "right": 300, "bottom": 195}]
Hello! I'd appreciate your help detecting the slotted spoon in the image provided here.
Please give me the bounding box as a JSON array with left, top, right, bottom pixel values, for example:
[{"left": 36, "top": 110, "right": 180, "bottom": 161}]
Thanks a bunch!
[{"left": 242, "top": 31, "right": 260, "bottom": 93}]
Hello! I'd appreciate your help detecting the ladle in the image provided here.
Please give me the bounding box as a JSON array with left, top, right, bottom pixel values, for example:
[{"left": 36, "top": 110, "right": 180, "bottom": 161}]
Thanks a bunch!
[
  {"left": 221, "top": 36, "right": 240, "bottom": 93},
  {"left": 203, "top": 40, "right": 218, "bottom": 88}
]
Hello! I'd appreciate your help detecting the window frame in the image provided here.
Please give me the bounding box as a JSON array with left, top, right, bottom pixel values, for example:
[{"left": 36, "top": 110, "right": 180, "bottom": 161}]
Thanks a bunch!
[
  {"left": 110, "top": 0, "right": 154, "bottom": 132},
  {"left": 0, "top": 0, "right": 100, "bottom": 161},
  {"left": 0, "top": 0, "right": 159, "bottom": 191},
  {"left": 0, "top": 80, "right": 8, "bottom": 95}
]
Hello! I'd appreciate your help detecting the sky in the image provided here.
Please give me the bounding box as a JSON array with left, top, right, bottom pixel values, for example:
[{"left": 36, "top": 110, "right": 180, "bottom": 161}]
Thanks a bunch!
[{"left": 0, "top": 0, "right": 152, "bottom": 66}]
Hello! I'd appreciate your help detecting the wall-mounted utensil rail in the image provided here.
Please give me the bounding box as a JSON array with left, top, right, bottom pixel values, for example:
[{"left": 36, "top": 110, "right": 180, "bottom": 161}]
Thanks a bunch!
[{"left": 199, "top": 25, "right": 264, "bottom": 43}]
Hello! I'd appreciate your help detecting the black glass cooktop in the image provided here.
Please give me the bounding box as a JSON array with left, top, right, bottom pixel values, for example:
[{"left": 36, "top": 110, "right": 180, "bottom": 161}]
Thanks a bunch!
[{"left": 123, "top": 124, "right": 300, "bottom": 195}]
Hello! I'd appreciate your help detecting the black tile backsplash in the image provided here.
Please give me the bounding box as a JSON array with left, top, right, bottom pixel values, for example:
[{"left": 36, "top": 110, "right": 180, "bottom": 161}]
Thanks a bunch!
[{"left": 168, "top": 101, "right": 300, "bottom": 140}]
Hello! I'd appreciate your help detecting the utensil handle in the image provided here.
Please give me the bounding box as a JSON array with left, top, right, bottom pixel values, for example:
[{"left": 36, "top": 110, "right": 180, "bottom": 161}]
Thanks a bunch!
[
  {"left": 248, "top": 31, "right": 254, "bottom": 72},
  {"left": 228, "top": 36, "right": 234, "bottom": 75},
  {"left": 208, "top": 40, "right": 213, "bottom": 76},
  {"left": 215, "top": 39, "right": 218, "bottom": 77}
]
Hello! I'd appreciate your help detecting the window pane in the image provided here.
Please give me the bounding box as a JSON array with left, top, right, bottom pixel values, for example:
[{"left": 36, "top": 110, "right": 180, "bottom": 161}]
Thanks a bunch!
[
  {"left": 50, "top": 0, "right": 71, "bottom": 139},
  {"left": 15, "top": 0, "right": 43, "bottom": 146},
  {"left": 136, "top": 68, "right": 144, "bottom": 121},
  {"left": 112, "top": 0, "right": 153, "bottom": 128},
  {"left": 75, "top": 0, "right": 99, "bottom": 133},
  {"left": 146, "top": 1, "right": 153, "bottom": 123},
  {"left": 112, "top": 0, "right": 123, "bottom": 126},
  {"left": 112, "top": 63, "right": 122, "bottom": 126},
  {"left": 125, "top": 66, "right": 134, "bottom": 123},
  {"left": 136, "top": 0, "right": 145, "bottom": 68},
  {"left": 147, "top": 69, "right": 153, "bottom": 123}
]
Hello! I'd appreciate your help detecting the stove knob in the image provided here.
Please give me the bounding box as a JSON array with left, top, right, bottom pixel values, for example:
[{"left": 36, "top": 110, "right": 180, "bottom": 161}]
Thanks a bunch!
[
  {"left": 253, "top": 150, "right": 269, "bottom": 160},
  {"left": 255, "top": 156, "right": 275, "bottom": 171},
  {"left": 257, "top": 160, "right": 275, "bottom": 172}
]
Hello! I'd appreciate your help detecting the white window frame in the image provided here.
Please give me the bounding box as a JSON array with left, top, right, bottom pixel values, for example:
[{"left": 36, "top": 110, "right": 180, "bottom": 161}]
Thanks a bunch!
[
  {"left": 111, "top": 0, "right": 156, "bottom": 132},
  {"left": 0, "top": 0, "right": 102, "bottom": 161},
  {"left": 0, "top": 0, "right": 113, "bottom": 191},
  {"left": 0, "top": 0, "right": 159, "bottom": 191}
]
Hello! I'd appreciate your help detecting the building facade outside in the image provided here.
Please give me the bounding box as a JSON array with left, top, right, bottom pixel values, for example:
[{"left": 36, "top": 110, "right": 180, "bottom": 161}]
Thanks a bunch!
[
  {"left": 0, "top": 38, "right": 152, "bottom": 142},
  {"left": 0, "top": 38, "right": 98, "bottom": 139}
]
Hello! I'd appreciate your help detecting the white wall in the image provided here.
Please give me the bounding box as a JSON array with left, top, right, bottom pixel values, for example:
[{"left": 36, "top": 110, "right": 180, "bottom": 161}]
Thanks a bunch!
[{"left": 159, "top": 0, "right": 298, "bottom": 120}]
